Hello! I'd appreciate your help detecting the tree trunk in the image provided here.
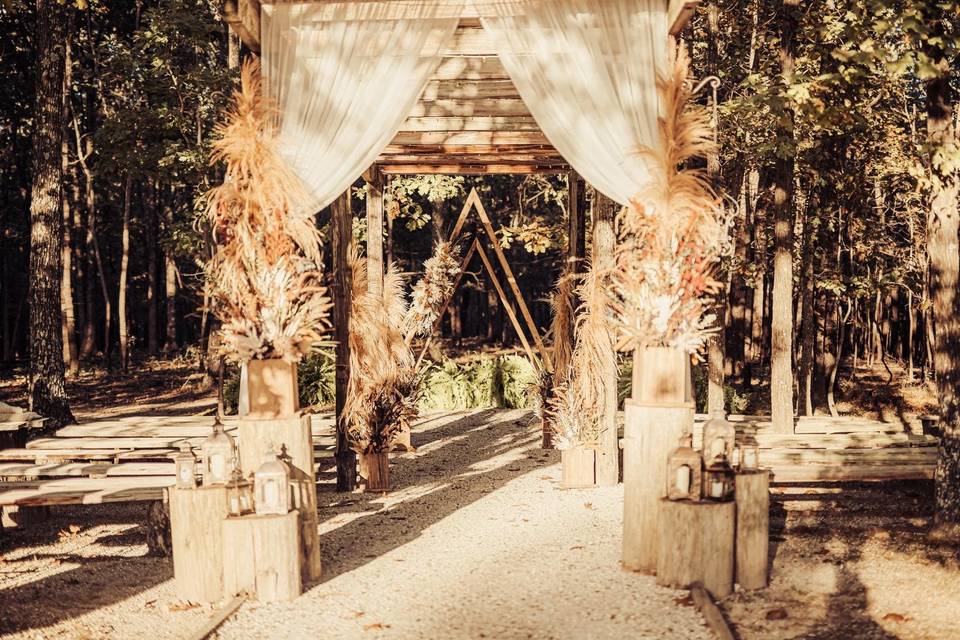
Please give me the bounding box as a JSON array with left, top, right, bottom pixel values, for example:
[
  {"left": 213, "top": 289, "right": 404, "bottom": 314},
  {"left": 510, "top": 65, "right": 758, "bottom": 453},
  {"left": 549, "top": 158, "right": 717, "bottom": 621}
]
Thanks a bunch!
[
  {"left": 163, "top": 196, "right": 178, "bottom": 351},
  {"left": 146, "top": 182, "right": 159, "bottom": 354},
  {"left": 28, "top": 0, "right": 75, "bottom": 426},
  {"left": 925, "top": 39, "right": 960, "bottom": 525},
  {"left": 59, "top": 30, "right": 78, "bottom": 377},
  {"left": 332, "top": 192, "right": 356, "bottom": 491},
  {"left": 118, "top": 173, "right": 132, "bottom": 372},
  {"left": 770, "top": 0, "right": 799, "bottom": 434},
  {"left": 799, "top": 202, "right": 817, "bottom": 416}
]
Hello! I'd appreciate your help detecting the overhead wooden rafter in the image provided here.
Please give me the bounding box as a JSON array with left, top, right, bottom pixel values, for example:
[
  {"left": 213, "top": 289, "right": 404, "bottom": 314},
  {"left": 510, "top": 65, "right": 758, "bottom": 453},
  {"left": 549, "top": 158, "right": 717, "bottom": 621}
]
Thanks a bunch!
[{"left": 223, "top": 0, "right": 698, "bottom": 174}]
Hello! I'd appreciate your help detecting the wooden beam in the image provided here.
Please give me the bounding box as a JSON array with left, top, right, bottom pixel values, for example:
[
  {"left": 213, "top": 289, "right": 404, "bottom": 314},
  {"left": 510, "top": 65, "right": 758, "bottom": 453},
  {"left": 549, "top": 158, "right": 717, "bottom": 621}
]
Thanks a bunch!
[
  {"left": 398, "top": 116, "right": 540, "bottom": 133},
  {"left": 377, "top": 154, "right": 565, "bottom": 165},
  {"left": 379, "top": 164, "right": 566, "bottom": 175},
  {"left": 365, "top": 166, "right": 384, "bottom": 297},
  {"left": 222, "top": 0, "right": 261, "bottom": 53},
  {"left": 592, "top": 193, "right": 619, "bottom": 486},
  {"left": 431, "top": 56, "right": 510, "bottom": 82},
  {"left": 420, "top": 80, "right": 521, "bottom": 101},
  {"left": 382, "top": 143, "right": 558, "bottom": 156},
  {"left": 669, "top": 0, "right": 701, "bottom": 36},
  {"left": 331, "top": 191, "right": 356, "bottom": 492},
  {"left": 474, "top": 240, "right": 539, "bottom": 366},
  {"left": 408, "top": 98, "right": 531, "bottom": 118}
]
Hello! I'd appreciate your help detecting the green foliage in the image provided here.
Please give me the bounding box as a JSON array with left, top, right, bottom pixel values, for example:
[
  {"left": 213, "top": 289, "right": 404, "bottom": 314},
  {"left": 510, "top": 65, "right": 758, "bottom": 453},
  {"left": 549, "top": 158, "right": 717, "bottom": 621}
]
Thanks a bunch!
[{"left": 418, "top": 355, "right": 537, "bottom": 411}]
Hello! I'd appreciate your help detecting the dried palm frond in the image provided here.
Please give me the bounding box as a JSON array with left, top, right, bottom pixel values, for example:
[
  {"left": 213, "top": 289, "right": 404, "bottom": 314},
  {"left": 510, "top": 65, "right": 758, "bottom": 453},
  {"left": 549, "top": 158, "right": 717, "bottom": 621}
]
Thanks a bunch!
[
  {"left": 548, "top": 263, "right": 616, "bottom": 449},
  {"left": 610, "top": 45, "right": 734, "bottom": 359},
  {"left": 202, "top": 59, "right": 330, "bottom": 362},
  {"left": 548, "top": 270, "right": 576, "bottom": 381},
  {"left": 403, "top": 241, "right": 461, "bottom": 342}
]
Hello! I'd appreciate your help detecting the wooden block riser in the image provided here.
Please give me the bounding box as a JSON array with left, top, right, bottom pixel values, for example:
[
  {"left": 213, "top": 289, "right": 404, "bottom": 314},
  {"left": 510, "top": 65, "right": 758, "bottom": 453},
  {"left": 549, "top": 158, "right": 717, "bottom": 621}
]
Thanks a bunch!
[
  {"left": 169, "top": 486, "right": 227, "bottom": 604},
  {"left": 735, "top": 471, "right": 770, "bottom": 590}
]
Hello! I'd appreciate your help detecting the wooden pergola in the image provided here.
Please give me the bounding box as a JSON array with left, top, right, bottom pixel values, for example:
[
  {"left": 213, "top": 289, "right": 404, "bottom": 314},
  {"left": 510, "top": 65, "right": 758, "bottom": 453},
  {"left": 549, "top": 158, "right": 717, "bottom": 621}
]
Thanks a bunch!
[{"left": 223, "top": 0, "right": 699, "bottom": 175}]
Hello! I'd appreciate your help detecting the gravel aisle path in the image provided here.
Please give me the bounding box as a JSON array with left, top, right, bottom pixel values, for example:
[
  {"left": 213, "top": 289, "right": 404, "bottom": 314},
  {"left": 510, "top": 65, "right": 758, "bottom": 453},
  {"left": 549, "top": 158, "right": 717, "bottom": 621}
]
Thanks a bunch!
[{"left": 217, "top": 409, "right": 711, "bottom": 640}]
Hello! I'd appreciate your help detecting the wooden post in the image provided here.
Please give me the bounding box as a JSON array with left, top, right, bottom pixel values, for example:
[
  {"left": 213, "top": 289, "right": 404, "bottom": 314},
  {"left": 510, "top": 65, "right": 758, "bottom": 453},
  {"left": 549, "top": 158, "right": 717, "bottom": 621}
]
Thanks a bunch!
[
  {"left": 622, "top": 346, "right": 694, "bottom": 572},
  {"left": 168, "top": 486, "right": 228, "bottom": 603},
  {"left": 656, "top": 498, "right": 735, "bottom": 599},
  {"left": 735, "top": 470, "right": 770, "bottom": 590},
  {"left": 332, "top": 191, "right": 356, "bottom": 492},
  {"left": 238, "top": 414, "right": 322, "bottom": 583},
  {"left": 365, "top": 166, "right": 384, "bottom": 297},
  {"left": 222, "top": 512, "right": 301, "bottom": 603},
  {"left": 593, "top": 193, "right": 619, "bottom": 486}
]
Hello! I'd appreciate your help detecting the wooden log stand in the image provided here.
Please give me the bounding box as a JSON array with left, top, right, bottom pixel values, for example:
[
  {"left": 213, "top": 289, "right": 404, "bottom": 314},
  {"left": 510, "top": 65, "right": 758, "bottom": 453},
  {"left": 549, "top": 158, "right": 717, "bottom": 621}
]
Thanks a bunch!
[
  {"left": 168, "top": 485, "right": 228, "bottom": 603},
  {"left": 359, "top": 451, "right": 390, "bottom": 492},
  {"left": 237, "top": 414, "right": 322, "bottom": 584},
  {"left": 222, "top": 511, "right": 301, "bottom": 603},
  {"left": 561, "top": 446, "right": 596, "bottom": 489},
  {"left": 622, "top": 345, "right": 694, "bottom": 573},
  {"left": 735, "top": 470, "right": 770, "bottom": 590},
  {"left": 656, "top": 498, "right": 735, "bottom": 599}
]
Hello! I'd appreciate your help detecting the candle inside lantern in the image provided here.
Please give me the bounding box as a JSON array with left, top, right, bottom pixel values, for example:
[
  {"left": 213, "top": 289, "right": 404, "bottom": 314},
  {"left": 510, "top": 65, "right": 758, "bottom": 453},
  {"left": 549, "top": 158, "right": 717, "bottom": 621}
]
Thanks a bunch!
[
  {"left": 710, "top": 480, "right": 723, "bottom": 498},
  {"left": 675, "top": 465, "right": 691, "bottom": 496},
  {"left": 710, "top": 437, "right": 725, "bottom": 461},
  {"left": 210, "top": 453, "right": 226, "bottom": 480},
  {"left": 179, "top": 466, "right": 192, "bottom": 484},
  {"left": 743, "top": 448, "right": 758, "bottom": 469},
  {"left": 264, "top": 479, "right": 279, "bottom": 505}
]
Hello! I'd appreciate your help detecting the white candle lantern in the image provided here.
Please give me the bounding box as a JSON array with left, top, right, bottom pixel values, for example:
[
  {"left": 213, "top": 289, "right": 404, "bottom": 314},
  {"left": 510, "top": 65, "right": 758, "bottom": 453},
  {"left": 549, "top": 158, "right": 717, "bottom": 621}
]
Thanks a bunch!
[
  {"left": 254, "top": 449, "right": 291, "bottom": 515},
  {"left": 702, "top": 411, "right": 736, "bottom": 468},
  {"left": 739, "top": 444, "right": 760, "bottom": 471},
  {"left": 173, "top": 442, "right": 197, "bottom": 489},
  {"left": 201, "top": 419, "right": 235, "bottom": 486},
  {"left": 703, "top": 466, "right": 734, "bottom": 501},
  {"left": 666, "top": 432, "right": 702, "bottom": 501}
]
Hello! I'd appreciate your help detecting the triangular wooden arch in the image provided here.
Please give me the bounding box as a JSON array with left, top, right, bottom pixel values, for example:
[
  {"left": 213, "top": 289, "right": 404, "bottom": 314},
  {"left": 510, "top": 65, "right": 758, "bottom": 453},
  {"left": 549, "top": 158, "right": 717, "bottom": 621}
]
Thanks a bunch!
[{"left": 416, "top": 187, "right": 553, "bottom": 372}]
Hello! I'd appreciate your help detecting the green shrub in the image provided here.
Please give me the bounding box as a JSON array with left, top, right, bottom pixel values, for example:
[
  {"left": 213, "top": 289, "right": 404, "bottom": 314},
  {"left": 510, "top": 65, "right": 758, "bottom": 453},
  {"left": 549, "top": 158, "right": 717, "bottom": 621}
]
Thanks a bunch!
[{"left": 418, "top": 355, "right": 538, "bottom": 411}]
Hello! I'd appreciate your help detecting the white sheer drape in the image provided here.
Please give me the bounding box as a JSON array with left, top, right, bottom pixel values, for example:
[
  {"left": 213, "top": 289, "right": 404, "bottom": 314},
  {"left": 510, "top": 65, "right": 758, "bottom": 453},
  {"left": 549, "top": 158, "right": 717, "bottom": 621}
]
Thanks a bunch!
[
  {"left": 476, "top": 0, "right": 668, "bottom": 205},
  {"left": 261, "top": 2, "right": 463, "bottom": 211}
]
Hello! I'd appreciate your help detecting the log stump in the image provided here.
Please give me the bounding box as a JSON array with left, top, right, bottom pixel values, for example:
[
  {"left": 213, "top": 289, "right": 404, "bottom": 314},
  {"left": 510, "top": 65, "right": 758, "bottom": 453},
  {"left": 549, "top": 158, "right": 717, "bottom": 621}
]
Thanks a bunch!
[
  {"left": 360, "top": 451, "right": 390, "bottom": 492},
  {"left": 222, "top": 512, "right": 301, "bottom": 603},
  {"left": 168, "top": 486, "right": 228, "bottom": 603},
  {"left": 561, "top": 446, "right": 596, "bottom": 489},
  {"left": 622, "top": 401, "right": 693, "bottom": 572},
  {"left": 656, "top": 498, "right": 735, "bottom": 599},
  {"left": 237, "top": 415, "right": 321, "bottom": 584},
  {"left": 735, "top": 470, "right": 770, "bottom": 590}
]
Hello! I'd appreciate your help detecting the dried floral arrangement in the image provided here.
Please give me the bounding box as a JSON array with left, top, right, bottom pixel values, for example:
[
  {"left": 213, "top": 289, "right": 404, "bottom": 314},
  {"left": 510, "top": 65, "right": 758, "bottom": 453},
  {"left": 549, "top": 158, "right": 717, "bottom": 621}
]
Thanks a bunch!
[
  {"left": 202, "top": 60, "right": 331, "bottom": 362},
  {"left": 610, "top": 47, "right": 734, "bottom": 358},
  {"left": 345, "top": 240, "right": 462, "bottom": 453},
  {"left": 402, "top": 241, "right": 461, "bottom": 342},
  {"left": 547, "top": 265, "right": 617, "bottom": 449},
  {"left": 345, "top": 256, "right": 418, "bottom": 454}
]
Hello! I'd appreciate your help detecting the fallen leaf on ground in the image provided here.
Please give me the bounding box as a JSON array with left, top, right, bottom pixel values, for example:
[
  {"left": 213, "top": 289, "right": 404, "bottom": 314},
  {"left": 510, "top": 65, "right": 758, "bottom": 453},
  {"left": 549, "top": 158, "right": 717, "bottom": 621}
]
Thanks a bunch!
[
  {"left": 882, "top": 613, "right": 908, "bottom": 623},
  {"left": 570, "top": 545, "right": 585, "bottom": 550},
  {"left": 168, "top": 601, "right": 200, "bottom": 612},
  {"left": 584, "top": 503, "right": 595, "bottom": 510},
  {"left": 363, "top": 622, "right": 391, "bottom": 631},
  {"left": 765, "top": 608, "right": 789, "bottom": 620},
  {"left": 673, "top": 594, "right": 694, "bottom": 607},
  {"left": 351, "top": 611, "right": 365, "bottom": 618}
]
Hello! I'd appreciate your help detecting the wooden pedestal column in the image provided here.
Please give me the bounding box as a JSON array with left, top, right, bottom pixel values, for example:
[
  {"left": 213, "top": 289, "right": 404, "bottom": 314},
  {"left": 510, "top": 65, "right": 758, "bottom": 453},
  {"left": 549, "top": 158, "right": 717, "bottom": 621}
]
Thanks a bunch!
[
  {"left": 561, "top": 446, "right": 596, "bottom": 488},
  {"left": 168, "top": 486, "right": 228, "bottom": 603},
  {"left": 656, "top": 499, "right": 736, "bottom": 599},
  {"left": 622, "top": 401, "right": 693, "bottom": 572},
  {"left": 622, "top": 346, "right": 694, "bottom": 573},
  {"left": 238, "top": 415, "right": 321, "bottom": 583},
  {"left": 223, "top": 512, "right": 301, "bottom": 602},
  {"left": 735, "top": 470, "right": 770, "bottom": 590}
]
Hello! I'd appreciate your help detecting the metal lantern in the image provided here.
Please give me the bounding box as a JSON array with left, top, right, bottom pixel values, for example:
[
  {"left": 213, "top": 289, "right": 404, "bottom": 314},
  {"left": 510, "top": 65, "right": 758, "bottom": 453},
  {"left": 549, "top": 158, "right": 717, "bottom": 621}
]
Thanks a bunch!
[
  {"left": 225, "top": 465, "right": 254, "bottom": 517},
  {"left": 201, "top": 418, "right": 235, "bottom": 486},
  {"left": 666, "top": 432, "right": 702, "bottom": 501},
  {"left": 703, "top": 466, "right": 735, "bottom": 501},
  {"left": 254, "top": 448, "right": 291, "bottom": 515},
  {"left": 702, "top": 411, "right": 736, "bottom": 468},
  {"left": 739, "top": 443, "right": 760, "bottom": 471},
  {"left": 173, "top": 442, "right": 198, "bottom": 490}
]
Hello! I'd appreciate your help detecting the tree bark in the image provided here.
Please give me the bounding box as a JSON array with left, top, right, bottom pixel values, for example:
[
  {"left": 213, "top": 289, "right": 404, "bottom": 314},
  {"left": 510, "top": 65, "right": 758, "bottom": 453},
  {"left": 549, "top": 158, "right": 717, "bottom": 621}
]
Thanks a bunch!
[
  {"left": 28, "top": 0, "right": 75, "bottom": 426},
  {"left": 118, "top": 173, "right": 132, "bottom": 371},
  {"left": 146, "top": 182, "right": 159, "bottom": 354},
  {"left": 770, "top": 0, "right": 799, "bottom": 434},
  {"left": 163, "top": 195, "right": 178, "bottom": 351},
  {"left": 59, "top": 32, "right": 78, "bottom": 377},
  {"left": 799, "top": 201, "right": 817, "bottom": 416},
  {"left": 925, "top": 36, "right": 960, "bottom": 524},
  {"left": 332, "top": 192, "right": 356, "bottom": 491}
]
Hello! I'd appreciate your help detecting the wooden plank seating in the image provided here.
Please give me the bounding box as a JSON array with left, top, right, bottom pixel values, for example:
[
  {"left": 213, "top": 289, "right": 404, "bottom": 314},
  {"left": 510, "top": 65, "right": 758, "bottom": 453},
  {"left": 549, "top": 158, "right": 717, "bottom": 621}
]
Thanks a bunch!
[{"left": 0, "top": 413, "right": 338, "bottom": 510}]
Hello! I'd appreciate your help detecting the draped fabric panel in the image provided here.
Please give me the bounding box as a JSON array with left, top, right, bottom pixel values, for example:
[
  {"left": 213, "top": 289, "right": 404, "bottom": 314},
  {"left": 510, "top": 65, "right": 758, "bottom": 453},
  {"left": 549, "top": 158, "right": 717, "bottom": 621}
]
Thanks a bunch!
[
  {"left": 475, "top": 0, "right": 668, "bottom": 205},
  {"left": 261, "top": 2, "right": 463, "bottom": 211}
]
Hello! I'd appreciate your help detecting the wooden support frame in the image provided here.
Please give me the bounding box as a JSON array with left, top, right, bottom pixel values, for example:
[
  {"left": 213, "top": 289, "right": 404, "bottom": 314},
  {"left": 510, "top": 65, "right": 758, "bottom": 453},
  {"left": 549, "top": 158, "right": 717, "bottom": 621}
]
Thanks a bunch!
[
  {"left": 365, "top": 167, "right": 385, "bottom": 297},
  {"left": 592, "top": 193, "right": 620, "bottom": 486},
  {"left": 331, "top": 192, "right": 356, "bottom": 492}
]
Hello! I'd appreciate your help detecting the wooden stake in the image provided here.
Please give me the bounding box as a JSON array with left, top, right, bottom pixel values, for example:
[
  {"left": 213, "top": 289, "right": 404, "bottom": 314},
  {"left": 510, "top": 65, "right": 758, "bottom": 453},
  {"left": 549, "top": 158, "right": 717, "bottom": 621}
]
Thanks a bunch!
[
  {"left": 168, "top": 486, "right": 227, "bottom": 603},
  {"left": 332, "top": 191, "right": 356, "bottom": 492},
  {"left": 735, "top": 470, "right": 770, "bottom": 590},
  {"left": 222, "top": 512, "right": 301, "bottom": 602}
]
